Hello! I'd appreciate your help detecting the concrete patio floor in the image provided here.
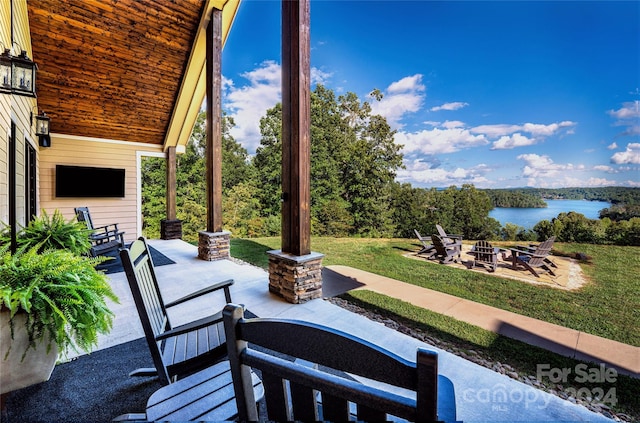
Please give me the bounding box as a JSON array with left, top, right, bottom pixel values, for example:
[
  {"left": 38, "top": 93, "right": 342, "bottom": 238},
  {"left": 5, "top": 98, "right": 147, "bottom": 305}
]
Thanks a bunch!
[{"left": 86, "top": 238, "right": 618, "bottom": 422}]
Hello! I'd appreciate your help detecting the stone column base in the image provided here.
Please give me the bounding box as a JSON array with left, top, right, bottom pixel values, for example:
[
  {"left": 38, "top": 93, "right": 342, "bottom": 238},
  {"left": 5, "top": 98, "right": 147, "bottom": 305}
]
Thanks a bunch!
[
  {"left": 160, "top": 219, "right": 182, "bottom": 240},
  {"left": 198, "top": 231, "right": 231, "bottom": 261},
  {"left": 267, "top": 250, "right": 324, "bottom": 304}
]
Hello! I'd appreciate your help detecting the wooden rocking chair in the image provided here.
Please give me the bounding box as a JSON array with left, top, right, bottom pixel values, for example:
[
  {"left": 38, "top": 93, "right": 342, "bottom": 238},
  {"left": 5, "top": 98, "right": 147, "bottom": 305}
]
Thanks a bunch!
[
  {"left": 223, "top": 304, "right": 457, "bottom": 422},
  {"left": 120, "top": 237, "right": 233, "bottom": 385},
  {"left": 74, "top": 206, "right": 125, "bottom": 257}
]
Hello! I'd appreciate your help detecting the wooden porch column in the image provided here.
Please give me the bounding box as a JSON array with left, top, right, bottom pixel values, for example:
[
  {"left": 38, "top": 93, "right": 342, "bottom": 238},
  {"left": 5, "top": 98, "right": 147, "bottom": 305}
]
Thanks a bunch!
[
  {"left": 161, "top": 146, "right": 182, "bottom": 239},
  {"left": 268, "top": 0, "right": 323, "bottom": 303},
  {"left": 281, "top": 0, "right": 311, "bottom": 256},
  {"left": 198, "top": 7, "right": 230, "bottom": 260}
]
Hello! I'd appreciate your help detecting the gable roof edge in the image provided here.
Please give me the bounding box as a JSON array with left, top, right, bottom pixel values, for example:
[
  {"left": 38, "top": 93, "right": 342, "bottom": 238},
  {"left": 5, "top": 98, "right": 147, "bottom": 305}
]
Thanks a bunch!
[{"left": 163, "top": 0, "right": 241, "bottom": 152}]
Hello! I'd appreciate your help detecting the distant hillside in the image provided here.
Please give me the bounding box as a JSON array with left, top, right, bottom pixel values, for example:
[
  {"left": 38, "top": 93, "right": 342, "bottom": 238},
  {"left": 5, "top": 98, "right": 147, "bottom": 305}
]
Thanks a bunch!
[
  {"left": 484, "top": 189, "right": 547, "bottom": 208},
  {"left": 483, "top": 187, "right": 640, "bottom": 208}
]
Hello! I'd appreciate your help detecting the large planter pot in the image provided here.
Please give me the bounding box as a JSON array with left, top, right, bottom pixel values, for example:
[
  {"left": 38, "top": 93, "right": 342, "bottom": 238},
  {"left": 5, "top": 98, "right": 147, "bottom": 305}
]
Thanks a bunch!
[{"left": 0, "top": 310, "right": 58, "bottom": 394}]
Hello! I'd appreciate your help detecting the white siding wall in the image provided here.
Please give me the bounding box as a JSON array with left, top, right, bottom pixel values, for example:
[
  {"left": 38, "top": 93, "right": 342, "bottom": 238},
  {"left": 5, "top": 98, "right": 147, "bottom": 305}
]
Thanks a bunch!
[
  {"left": 38, "top": 134, "right": 164, "bottom": 242},
  {"left": 0, "top": 0, "right": 37, "bottom": 227}
]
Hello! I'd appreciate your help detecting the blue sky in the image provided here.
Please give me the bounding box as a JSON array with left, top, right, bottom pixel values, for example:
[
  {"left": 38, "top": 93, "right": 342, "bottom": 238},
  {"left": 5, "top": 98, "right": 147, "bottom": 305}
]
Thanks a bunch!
[{"left": 221, "top": 1, "right": 640, "bottom": 189}]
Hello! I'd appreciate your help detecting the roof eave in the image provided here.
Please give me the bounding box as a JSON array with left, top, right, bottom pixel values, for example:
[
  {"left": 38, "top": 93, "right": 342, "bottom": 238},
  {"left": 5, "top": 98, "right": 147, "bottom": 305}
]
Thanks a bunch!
[{"left": 163, "top": 0, "right": 241, "bottom": 153}]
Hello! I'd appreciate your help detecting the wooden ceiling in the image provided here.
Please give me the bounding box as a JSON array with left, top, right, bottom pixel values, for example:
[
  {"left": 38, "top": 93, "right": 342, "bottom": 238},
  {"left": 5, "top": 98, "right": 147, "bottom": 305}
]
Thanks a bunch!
[{"left": 28, "top": 0, "right": 206, "bottom": 145}]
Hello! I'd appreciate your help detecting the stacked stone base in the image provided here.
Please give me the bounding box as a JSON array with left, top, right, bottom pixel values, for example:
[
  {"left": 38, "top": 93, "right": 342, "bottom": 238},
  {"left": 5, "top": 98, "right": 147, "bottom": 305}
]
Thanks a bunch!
[
  {"left": 160, "top": 219, "right": 183, "bottom": 240},
  {"left": 268, "top": 250, "right": 324, "bottom": 304},
  {"left": 198, "top": 231, "right": 231, "bottom": 261}
]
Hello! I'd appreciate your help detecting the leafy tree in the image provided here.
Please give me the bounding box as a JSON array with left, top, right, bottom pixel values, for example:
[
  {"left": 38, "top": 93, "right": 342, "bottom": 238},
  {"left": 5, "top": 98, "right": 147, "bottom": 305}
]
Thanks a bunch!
[
  {"left": 450, "top": 184, "right": 494, "bottom": 239},
  {"left": 533, "top": 219, "right": 555, "bottom": 241},
  {"left": 253, "top": 85, "right": 403, "bottom": 237},
  {"left": 141, "top": 111, "right": 252, "bottom": 242},
  {"left": 485, "top": 189, "right": 547, "bottom": 208},
  {"left": 252, "top": 104, "right": 283, "bottom": 218},
  {"left": 552, "top": 212, "right": 601, "bottom": 243},
  {"left": 221, "top": 115, "right": 253, "bottom": 193},
  {"left": 390, "top": 184, "right": 441, "bottom": 239},
  {"left": 141, "top": 156, "right": 166, "bottom": 239},
  {"left": 501, "top": 223, "right": 522, "bottom": 241},
  {"left": 222, "top": 182, "right": 263, "bottom": 237}
]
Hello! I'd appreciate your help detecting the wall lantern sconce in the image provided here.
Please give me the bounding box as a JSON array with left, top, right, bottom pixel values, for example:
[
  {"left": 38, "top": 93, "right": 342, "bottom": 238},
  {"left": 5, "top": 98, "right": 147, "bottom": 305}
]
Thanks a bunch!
[
  {"left": 0, "top": 46, "right": 37, "bottom": 97},
  {"left": 11, "top": 49, "right": 37, "bottom": 97},
  {"left": 0, "top": 49, "right": 11, "bottom": 94},
  {"left": 32, "top": 110, "right": 51, "bottom": 147}
]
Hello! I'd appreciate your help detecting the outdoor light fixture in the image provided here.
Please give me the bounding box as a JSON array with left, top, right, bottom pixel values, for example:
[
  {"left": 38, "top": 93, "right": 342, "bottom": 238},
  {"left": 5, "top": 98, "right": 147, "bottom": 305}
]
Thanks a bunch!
[
  {"left": 0, "top": 49, "right": 11, "bottom": 94},
  {"left": 11, "top": 49, "right": 37, "bottom": 97},
  {"left": 32, "top": 109, "right": 51, "bottom": 147}
]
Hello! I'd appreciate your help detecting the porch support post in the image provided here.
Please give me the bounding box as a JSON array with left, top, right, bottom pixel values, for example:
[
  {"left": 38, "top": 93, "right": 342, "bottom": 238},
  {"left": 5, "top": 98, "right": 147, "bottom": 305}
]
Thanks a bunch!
[
  {"left": 161, "top": 146, "right": 182, "bottom": 240},
  {"left": 198, "top": 7, "right": 229, "bottom": 260},
  {"left": 269, "top": 0, "right": 323, "bottom": 303}
]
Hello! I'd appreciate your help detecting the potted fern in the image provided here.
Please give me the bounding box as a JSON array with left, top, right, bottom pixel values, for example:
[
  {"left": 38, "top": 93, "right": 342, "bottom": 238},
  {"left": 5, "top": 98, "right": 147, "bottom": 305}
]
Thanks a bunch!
[{"left": 0, "top": 211, "right": 118, "bottom": 394}]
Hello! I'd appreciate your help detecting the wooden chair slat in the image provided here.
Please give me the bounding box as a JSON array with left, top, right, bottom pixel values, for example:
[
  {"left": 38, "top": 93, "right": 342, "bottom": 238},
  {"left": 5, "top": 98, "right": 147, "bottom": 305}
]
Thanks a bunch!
[
  {"left": 357, "top": 404, "right": 387, "bottom": 422},
  {"left": 321, "top": 393, "right": 349, "bottom": 421},
  {"left": 262, "top": 373, "right": 290, "bottom": 421},
  {"left": 145, "top": 360, "right": 264, "bottom": 422},
  {"left": 290, "top": 381, "right": 318, "bottom": 421}
]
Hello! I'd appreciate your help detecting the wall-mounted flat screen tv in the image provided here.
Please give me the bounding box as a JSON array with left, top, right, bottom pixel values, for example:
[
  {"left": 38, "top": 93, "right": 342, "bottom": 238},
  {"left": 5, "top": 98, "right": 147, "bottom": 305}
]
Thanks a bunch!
[{"left": 55, "top": 165, "right": 126, "bottom": 198}]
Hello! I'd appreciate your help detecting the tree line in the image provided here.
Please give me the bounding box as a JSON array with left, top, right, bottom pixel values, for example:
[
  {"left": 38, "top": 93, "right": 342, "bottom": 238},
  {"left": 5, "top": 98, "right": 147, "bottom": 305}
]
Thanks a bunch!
[
  {"left": 484, "top": 190, "right": 547, "bottom": 208},
  {"left": 141, "top": 85, "right": 640, "bottom": 246},
  {"left": 485, "top": 187, "right": 640, "bottom": 206}
]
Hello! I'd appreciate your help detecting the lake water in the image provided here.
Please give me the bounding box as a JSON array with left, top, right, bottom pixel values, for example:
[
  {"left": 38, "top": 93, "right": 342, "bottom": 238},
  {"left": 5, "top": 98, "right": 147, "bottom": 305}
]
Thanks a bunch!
[{"left": 489, "top": 200, "right": 611, "bottom": 229}]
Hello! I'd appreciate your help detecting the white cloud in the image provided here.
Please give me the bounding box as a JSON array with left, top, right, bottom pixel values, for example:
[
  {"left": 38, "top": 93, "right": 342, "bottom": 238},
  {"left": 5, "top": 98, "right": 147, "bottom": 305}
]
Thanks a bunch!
[
  {"left": 397, "top": 160, "right": 491, "bottom": 186},
  {"left": 311, "top": 68, "right": 333, "bottom": 86},
  {"left": 610, "top": 143, "right": 640, "bottom": 164},
  {"left": 513, "top": 154, "right": 629, "bottom": 187},
  {"left": 608, "top": 101, "right": 640, "bottom": 137},
  {"left": 584, "top": 177, "right": 619, "bottom": 186},
  {"left": 491, "top": 133, "right": 536, "bottom": 150},
  {"left": 608, "top": 101, "right": 640, "bottom": 120},
  {"left": 386, "top": 74, "right": 426, "bottom": 94},
  {"left": 223, "top": 61, "right": 281, "bottom": 154},
  {"left": 594, "top": 165, "right": 615, "bottom": 173},
  {"left": 370, "top": 74, "right": 425, "bottom": 128},
  {"left": 472, "top": 121, "right": 577, "bottom": 149},
  {"left": 517, "top": 154, "right": 576, "bottom": 178},
  {"left": 607, "top": 142, "right": 618, "bottom": 150},
  {"left": 396, "top": 128, "right": 488, "bottom": 155},
  {"left": 471, "top": 124, "right": 521, "bottom": 138},
  {"left": 522, "top": 175, "right": 620, "bottom": 189},
  {"left": 470, "top": 120, "right": 576, "bottom": 150},
  {"left": 430, "top": 102, "right": 469, "bottom": 112},
  {"left": 442, "top": 120, "right": 465, "bottom": 129}
]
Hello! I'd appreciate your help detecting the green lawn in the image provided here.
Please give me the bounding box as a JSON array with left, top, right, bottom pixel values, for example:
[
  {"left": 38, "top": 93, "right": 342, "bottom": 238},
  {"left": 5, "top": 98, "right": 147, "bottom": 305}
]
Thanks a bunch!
[
  {"left": 231, "top": 236, "right": 640, "bottom": 417},
  {"left": 231, "top": 237, "right": 639, "bottom": 347}
]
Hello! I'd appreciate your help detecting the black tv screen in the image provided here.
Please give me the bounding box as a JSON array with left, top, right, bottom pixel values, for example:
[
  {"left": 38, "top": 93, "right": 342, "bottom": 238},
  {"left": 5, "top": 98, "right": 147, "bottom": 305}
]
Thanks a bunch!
[{"left": 56, "top": 165, "right": 126, "bottom": 198}]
